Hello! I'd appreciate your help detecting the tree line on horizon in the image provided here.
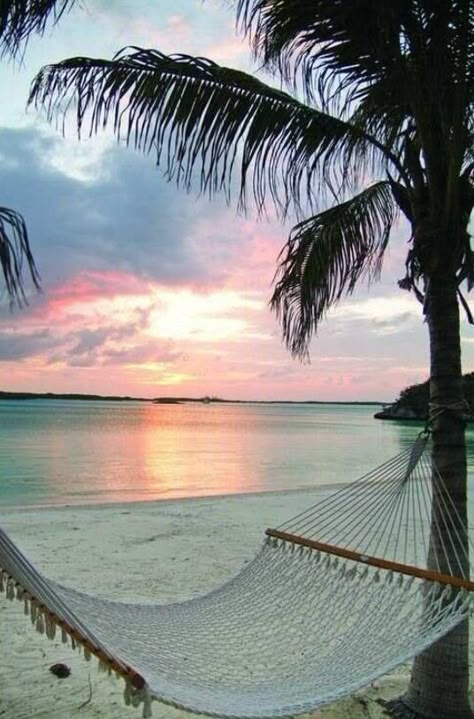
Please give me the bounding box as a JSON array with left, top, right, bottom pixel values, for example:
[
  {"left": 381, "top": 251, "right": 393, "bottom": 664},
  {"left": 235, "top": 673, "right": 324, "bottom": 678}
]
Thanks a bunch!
[{"left": 381, "top": 372, "right": 474, "bottom": 420}]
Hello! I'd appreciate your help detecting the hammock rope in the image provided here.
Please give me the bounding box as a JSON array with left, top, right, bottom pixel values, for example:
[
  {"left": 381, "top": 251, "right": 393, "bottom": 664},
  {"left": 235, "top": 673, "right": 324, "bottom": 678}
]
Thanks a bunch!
[{"left": 0, "top": 433, "right": 472, "bottom": 719}]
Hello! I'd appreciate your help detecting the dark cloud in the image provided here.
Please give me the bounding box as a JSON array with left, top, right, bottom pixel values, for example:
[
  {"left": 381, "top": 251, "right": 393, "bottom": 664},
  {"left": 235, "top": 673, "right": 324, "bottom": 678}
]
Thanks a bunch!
[
  {"left": 0, "top": 329, "right": 57, "bottom": 360},
  {"left": 372, "top": 312, "right": 414, "bottom": 330},
  {"left": 65, "top": 318, "right": 173, "bottom": 364},
  {"left": 0, "top": 314, "right": 182, "bottom": 367},
  {"left": 102, "top": 344, "right": 182, "bottom": 365},
  {"left": 69, "top": 328, "right": 111, "bottom": 355},
  {"left": 68, "top": 321, "right": 144, "bottom": 357},
  {"left": 64, "top": 353, "right": 99, "bottom": 368},
  {"left": 0, "top": 126, "right": 234, "bottom": 302},
  {"left": 62, "top": 338, "right": 182, "bottom": 369}
]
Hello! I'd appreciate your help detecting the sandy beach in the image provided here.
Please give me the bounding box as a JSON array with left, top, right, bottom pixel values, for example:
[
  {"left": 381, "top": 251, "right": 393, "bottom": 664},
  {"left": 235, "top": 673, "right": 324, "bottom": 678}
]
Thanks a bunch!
[{"left": 0, "top": 488, "right": 469, "bottom": 719}]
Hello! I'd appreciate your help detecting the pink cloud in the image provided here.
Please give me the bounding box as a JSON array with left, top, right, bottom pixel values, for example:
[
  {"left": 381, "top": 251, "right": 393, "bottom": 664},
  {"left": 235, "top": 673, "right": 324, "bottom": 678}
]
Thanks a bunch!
[
  {"left": 1, "top": 226, "right": 442, "bottom": 402},
  {"left": 27, "top": 270, "right": 152, "bottom": 321},
  {"left": 123, "top": 14, "right": 193, "bottom": 53},
  {"left": 205, "top": 34, "right": 251, "bottom": 66},
  {"left": 87, "top": 5, "right": 195, "bottom": 55},
  {"left": 187, "top": 210, "right": 286, "bottom": 293}
]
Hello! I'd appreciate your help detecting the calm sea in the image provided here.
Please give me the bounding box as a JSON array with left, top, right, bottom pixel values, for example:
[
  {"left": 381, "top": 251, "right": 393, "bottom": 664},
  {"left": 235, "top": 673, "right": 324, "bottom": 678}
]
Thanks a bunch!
[{"left": 1, "top": 400, "right": 473, "bottom": 508}]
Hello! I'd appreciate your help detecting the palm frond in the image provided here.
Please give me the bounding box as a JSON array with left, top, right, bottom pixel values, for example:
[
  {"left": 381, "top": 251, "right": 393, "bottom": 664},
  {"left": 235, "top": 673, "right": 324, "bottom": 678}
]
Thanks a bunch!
[
  {"left": 0, "top": 207, "right": 40, "bottom": 306},
  {"left": 236, "top": 1, "right": 410, "bottom": 106},
  {"left": 271, "top": 181, "right": 396, "bottom": 358},
  {"left": 29, "top": 47, "right": 394, "bottom": 217},
  {"left": 0, "top": 0, "right": 75, "bottom": 58},
  {"left": 236, "top": 2, "right": 474, "bottom": 125}
]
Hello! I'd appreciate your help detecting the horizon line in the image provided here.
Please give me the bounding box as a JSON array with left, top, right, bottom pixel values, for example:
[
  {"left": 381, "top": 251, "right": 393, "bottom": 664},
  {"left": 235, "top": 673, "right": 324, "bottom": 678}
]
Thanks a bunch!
[{"left": 0, "top": 390, "right": 385, "bottom": 405}]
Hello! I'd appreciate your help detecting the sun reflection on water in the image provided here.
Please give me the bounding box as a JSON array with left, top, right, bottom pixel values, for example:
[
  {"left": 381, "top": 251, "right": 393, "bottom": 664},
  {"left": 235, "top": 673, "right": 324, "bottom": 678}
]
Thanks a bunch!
[{"left": 1, "top": 399, "right": 466, "bottom": 509}]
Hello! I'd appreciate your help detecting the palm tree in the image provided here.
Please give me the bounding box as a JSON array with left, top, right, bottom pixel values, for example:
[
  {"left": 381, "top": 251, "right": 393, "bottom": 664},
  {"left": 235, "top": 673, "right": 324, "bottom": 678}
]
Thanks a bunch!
[
  {"left": 0, "top": 0, "right": 76, "bottom": 304},
  {"left": 28, "top": 2, "right": 474, "bottom": 716}
]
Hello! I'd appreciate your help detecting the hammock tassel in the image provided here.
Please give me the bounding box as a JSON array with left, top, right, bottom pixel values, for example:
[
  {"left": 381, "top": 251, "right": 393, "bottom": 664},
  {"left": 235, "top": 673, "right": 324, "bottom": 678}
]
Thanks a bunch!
[
  {"left": 141, "top": 686, "right": 153, "bottom": 718},
  {"left": 6, "top": 579, "right": 15, "bottom": 601},
  {"left": 406, "top": 575, "right": 415, "bottom": 590},
  {"left": 123, "top": 678, "right": 153, "bottom": 717},
  {"left": 47, "top": 615, "right": 55, "bottom": 639},
  {"left": 35, "top": 612, "right": 45, "bottom": 635},
  {"left": 136, "top": 685, "right": 153, "bottom": 718},
  {"left": 124, "top": 681, "right": 132, "bottom": 706},
  {"left": 346, "top": 566, "right": 357, "bottom": 580},
  {"left": 359, "top": 566, "right": 369, "bottom": 581}
]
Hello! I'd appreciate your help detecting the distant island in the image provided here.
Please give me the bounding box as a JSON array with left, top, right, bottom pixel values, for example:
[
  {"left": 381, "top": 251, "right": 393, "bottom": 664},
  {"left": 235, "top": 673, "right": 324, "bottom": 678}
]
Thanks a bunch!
[
  {"left": 0, "top": 391, "right": 383, "bottom": 406},
  {"left": 0, "top": 391, "right": 151, "bottom": 402},
  {"left": 374, "top": 372, "right": 474, "bottom": 421}
]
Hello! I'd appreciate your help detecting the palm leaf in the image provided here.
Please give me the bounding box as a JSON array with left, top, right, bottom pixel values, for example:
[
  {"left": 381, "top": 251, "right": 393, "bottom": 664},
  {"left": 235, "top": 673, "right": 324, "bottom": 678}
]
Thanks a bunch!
[
  {"left": 0, "top": 0, "right": 75, "bottom": 58},
  {"left": 236, "top": 2, "right": 474, "bottom": 138},
  {"left": 271, "top": 181, "right": 396, "bottom": 357},
  {"left": 0, "top": 207, "right": 40, "bottom": 306},
  {"left": 29, "top": 47, "right": 395, "bottom": 217},
  {"left": 236, "top": 1, "right": 410, "bottom": 106}
]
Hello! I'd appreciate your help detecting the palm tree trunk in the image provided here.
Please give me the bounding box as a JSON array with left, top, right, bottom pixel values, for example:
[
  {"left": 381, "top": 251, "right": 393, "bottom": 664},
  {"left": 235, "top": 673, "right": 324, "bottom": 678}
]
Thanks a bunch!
[{"left": 400, "top": 272, "right": 472, "bottom": 718}]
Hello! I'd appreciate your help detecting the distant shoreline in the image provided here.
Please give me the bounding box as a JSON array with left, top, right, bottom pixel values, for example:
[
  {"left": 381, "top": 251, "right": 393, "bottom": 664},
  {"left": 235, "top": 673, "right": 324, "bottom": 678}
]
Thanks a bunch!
[{"left": 0, "top": 391, "right": 383, "bottom": 406}]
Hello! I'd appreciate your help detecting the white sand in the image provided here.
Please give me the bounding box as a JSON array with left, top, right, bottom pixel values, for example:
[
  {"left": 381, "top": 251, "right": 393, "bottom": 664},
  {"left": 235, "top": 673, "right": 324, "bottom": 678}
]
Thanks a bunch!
[{"left": 0, "top": 489, "right": 457, "bottom": 718}]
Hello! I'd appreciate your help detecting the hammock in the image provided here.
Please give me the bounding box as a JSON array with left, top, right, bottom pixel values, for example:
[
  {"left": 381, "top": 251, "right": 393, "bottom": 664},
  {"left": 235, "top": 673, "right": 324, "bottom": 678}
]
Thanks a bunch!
[{"left": 0, "top": 434, "right": 472, "bottom": 719}]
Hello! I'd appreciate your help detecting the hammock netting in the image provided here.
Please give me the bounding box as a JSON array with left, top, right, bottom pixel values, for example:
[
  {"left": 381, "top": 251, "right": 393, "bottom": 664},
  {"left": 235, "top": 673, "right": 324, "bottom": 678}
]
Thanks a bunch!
[{"left": 0, "top": 434, "right": 472, "bottom": 718}]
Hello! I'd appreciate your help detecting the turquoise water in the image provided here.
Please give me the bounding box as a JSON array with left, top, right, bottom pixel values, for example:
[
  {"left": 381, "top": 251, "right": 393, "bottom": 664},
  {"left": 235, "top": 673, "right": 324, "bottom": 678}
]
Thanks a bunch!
[{"left": 0, "top": 400, "right": 473, "bottom": 508}]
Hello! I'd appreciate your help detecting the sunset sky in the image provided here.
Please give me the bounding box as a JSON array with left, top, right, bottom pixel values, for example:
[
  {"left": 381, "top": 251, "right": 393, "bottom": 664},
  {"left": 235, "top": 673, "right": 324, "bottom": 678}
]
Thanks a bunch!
[{"left": 1, "top": 0, "right": 473, "bottom": 402}]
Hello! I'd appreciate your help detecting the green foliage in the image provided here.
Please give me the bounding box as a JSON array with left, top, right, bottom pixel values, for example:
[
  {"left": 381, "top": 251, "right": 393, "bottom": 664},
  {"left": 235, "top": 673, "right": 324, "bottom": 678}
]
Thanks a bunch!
[
  {"left": 395, "top": 380, "right": 430, "bottom": 417},
  {"left": 392, "top": 373, "right": 474, "bottom": 417},
  {"left": 0, "top": 0, "right": 74, "bottom": 58}
]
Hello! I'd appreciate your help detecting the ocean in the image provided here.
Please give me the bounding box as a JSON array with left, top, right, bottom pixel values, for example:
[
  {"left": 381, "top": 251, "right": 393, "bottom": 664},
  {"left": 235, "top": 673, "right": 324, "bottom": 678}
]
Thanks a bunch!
[{"left": 1, "top": 400, "right": 473, "bottom": 508}]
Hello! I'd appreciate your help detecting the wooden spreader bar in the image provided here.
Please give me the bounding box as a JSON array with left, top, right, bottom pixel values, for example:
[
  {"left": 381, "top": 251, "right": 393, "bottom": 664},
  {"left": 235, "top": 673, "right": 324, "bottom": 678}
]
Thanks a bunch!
[{"left": 266, "top": 529, "right": 474, "bottom": 592}]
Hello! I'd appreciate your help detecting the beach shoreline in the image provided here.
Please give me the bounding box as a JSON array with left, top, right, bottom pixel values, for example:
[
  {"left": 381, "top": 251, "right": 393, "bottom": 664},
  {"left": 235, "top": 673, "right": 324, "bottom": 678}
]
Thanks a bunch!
[
  {"left": 0, "top": 489, "right": 471, "bottom": 718},
  {"left": 0, "top": 481, "right": 351, "bottom": 514}
]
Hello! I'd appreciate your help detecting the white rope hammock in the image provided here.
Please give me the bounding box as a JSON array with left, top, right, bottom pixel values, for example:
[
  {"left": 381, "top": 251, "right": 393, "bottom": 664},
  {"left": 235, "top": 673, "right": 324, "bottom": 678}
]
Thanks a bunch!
[{"left": 0, "top": 434, "right": 472, "bottom": 719}]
